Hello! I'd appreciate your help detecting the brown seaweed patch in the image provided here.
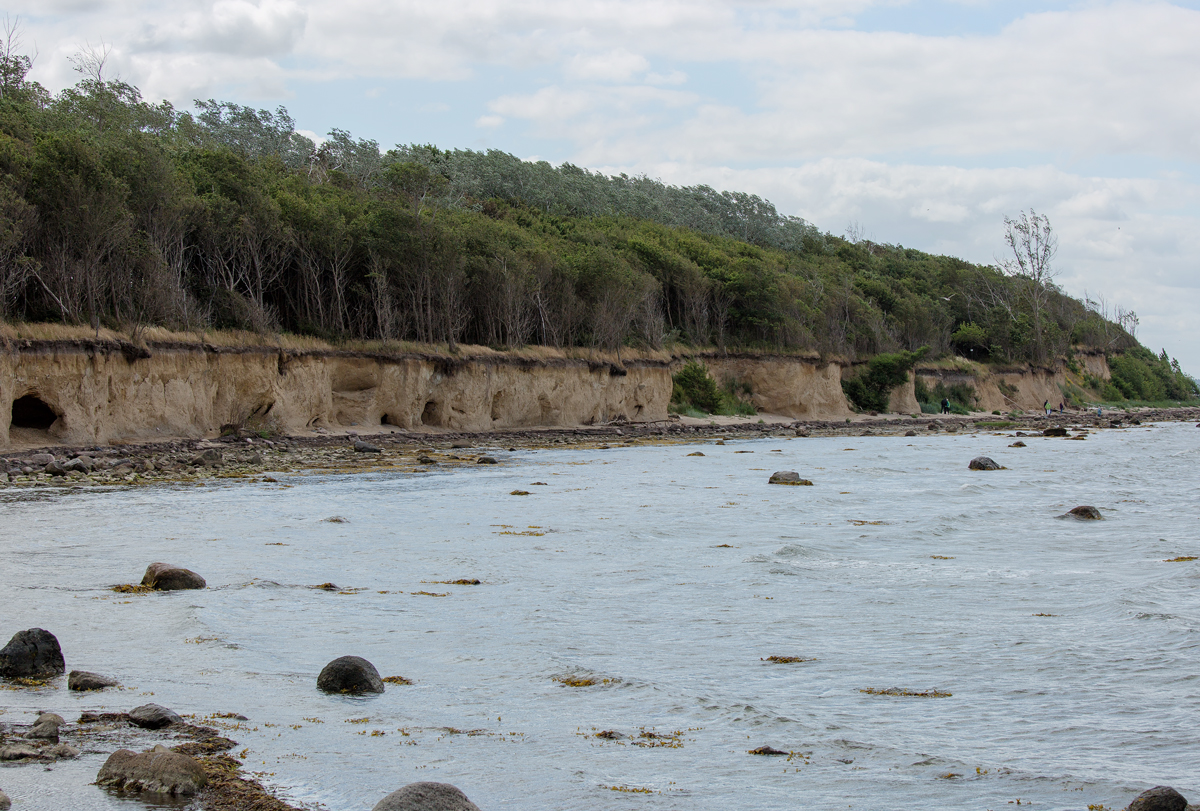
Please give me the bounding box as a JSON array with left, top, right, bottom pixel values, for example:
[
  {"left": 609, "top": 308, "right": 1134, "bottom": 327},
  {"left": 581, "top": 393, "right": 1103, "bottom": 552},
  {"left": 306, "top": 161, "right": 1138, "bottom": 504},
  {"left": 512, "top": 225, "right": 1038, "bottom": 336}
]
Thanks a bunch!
[
  {"left": 425, "top": 579, "right": 482, "bottom": 585},
  {"left": 412, "top": 591, "right": 449, "bottom": 597},
  {"left": 111, "top": 583, "right": 154, "bottom": 594},
  {"left": 1165, "top": 556, "right": 1197, "bottom": 562},
  {"left": 510, "top": 490, "right": 531, "bottom": 496},
  {"left": 930, "top": 555, "right": 955, "bottom": 560},
  {"left": 382, "top": 676, "right": 413, "bottom": 685},
  {"left": 749, "top": 745, "right": 788, "bottom": 756},
  {"left": 196, "top": 753, "right": 301, "bottom": 811},
  {"left": 603, "top": 785, "right": 655, "bottom": 794},
  {"left": 860, "top": 687, "right": 952, "bottom": 698},
  {"left": 761, "top": 655, "right": 813, "bottom": 664},
  {"left": 311, "top": 582, "right": 338, "bottom": 591}
]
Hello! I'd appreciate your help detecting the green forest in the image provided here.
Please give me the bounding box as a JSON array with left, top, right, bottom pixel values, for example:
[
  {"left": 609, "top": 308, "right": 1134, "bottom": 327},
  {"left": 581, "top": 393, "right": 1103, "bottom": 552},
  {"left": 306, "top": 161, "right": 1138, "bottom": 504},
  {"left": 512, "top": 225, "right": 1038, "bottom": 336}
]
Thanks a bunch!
[{"left": 0, "top": 50, "right": 1194, "bottom": 406}]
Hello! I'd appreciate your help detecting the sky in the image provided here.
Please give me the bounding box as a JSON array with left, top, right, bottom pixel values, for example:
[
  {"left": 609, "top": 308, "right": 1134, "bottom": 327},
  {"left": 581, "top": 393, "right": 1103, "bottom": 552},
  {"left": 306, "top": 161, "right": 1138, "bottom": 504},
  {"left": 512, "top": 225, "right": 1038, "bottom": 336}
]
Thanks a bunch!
[{"left": 13, "top": 0, "right": 1200, "bottom": 374}]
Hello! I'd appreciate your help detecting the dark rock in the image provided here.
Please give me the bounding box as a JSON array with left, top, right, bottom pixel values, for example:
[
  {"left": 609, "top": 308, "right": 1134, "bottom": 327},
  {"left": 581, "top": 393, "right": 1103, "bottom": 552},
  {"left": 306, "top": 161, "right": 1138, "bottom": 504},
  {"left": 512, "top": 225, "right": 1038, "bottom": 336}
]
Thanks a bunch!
[
  {"left": 353, "top": 440, "right": 381, "bottom": 453},
  {"left": 749, "top": 745, "right": 788, "bottom": 755},
  {"left": 45, "top": 743, "right": 80, "bottom": 759},
  {"left": 769, "top": 471, "right": 813, "bottom": 486},
  {"left": 191, "top": 448, "right": 223, "bottom": 467},
  {"left": 926, "top": 424, "right": 938, "bottom": 431},
  {"left": 0, "top": 744, "right": 41, "bottom": 761},
  {"left": 69, "top": 670, "right": 119, "bottom": 691},
  {"left": 687, "top": 451, "right": 705, "bottom": 457},
  {"left": 1126, "top": 786, "right": 1188, "bottom": 811},
  {"left": 417, "top": 455, "right": 438, "bottom": 465},
  {"left": 1043, "top": 426, "right": 1069, "bottom": 437},
  {"left": 317, "top": 655, "right": 384, "bottom": 694},
  {"left": 0, "top": 788, "right": 9, "bottom": 809},
  {"left": 1009, "top": 441, "right": 1027, "bottom": 447},
  {"left": 44, "top": 460, "right": 67, "bottom": 476},
  {"left": 141, "top": 562, "right": 206, "bottom": 591},
  {"left": 27, "top": 711, "right": 64, "bottom": 741},
  {"left": 29, "top": 452, "right": 54, "bottom": 465},
  {"left": 0, "top": 628, "right": 65, "bottom": 678},
  {"left": 1064, "top": 505, "right": 1103, "bottom": 520},
  {"left": 129, "top": 703, "right": 182, "bottom": 729},
  {"left": 96, "top": 745, "right": 207, "bottom": 795},
  {"left": 968, "top": 456, "right": 1002, "bottom": 471},
  {"left": 905, "top": 430, "right": 916, "bottom": 436},
  {"left": 63, "top": 456, "right": 94, "bottom": 473},
  {"left": 476, "top": 456, "right": 498, "bottom": 465},
  {"left": 372, "top": 782, "right": 482, "bottom": 811}
]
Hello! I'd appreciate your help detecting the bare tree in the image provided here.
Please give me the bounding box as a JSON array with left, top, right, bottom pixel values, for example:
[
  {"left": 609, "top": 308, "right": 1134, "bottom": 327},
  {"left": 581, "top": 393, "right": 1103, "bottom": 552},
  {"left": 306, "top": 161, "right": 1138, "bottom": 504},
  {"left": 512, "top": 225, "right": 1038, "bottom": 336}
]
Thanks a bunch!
[
  {"left": 0, "top": 15, "right": 34, "bottom": 100},
  {"left": 999, "top": 209, "right": 1059, "bottom": 362}
]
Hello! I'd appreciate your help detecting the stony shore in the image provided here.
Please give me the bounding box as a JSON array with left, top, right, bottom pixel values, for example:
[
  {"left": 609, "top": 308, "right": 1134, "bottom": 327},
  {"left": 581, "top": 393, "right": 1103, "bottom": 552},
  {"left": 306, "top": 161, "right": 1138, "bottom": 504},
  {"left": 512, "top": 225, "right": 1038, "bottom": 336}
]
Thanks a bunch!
[{"left": 3, "top": 406, "right": 1198, "bottom": 491}]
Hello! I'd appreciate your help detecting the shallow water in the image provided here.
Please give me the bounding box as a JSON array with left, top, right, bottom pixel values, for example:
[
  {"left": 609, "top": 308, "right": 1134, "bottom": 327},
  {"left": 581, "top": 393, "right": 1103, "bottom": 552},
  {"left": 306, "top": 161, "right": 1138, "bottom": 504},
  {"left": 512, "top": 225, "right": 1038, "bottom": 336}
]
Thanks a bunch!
[{"left": 2, "top": 423, "right": 1198, "bottom": 810}]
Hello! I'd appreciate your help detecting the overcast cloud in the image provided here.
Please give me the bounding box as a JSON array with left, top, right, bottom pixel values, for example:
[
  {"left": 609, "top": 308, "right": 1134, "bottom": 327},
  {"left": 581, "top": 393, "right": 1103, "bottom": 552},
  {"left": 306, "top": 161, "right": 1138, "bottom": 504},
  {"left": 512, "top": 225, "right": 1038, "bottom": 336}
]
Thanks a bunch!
[{"left": 16, "top": 0, "right": 1200, "bottom": 371}]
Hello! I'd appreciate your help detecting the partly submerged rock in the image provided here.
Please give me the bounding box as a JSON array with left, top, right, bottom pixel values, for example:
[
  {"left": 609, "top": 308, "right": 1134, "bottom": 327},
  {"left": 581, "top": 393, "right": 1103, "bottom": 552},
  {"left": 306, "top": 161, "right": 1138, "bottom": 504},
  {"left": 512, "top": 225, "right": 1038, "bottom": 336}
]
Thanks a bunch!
[
  {"left": 96, "top": 745, "right": 207, "bottom": 795},
  {"left": 353, "top": 440, "right": 382, "bottom": 453},
  {"left": 748, "top": 745, "right": 788, "bottom": 756},
  {"left": 1009, "top": 441, "right": 1027, "bottom": 448},
  {"left": 69, "top": 670, "right": 119, "bottom": 691},
  {"left": 1043, "top": 426, "right": 1069, "bottom": 437},
  {"left": 0, "top": 788, "right": 10, "bottom": 810},
  {"left": 769, "top": 471, "right": 813, "bottom": 486},
  {"left": 968, "top": 456, "right": 1002, "bottom": 471},
  {"left": 372, "top": 782, "right": 482, "bottom": 811},
  {"left": 687, "top": 451, "right": 705, "bottom": 457},
  {"left": 317, "top": 655, "right": 384, "bottom": 694},
  {"left": 1126, "top": 786, "right": 1189, "bottom": 811},
  {"left": 141, "top": 562, "right": 206, "bottom": 591},
  {"left": 26, "top": 712, "right": 65, "bottom": 741},
  {"left": 476, "top": 456, "right": 498, "bottom": 465},
  {"left": 0, "top": 628, "right": 65, "bottom": 678},
  {"left": 129, "top": 703, "right": 182, "bottom": 729},
  {"left": 1062, "top": 505, "right": 1103, "bottom": 520}
]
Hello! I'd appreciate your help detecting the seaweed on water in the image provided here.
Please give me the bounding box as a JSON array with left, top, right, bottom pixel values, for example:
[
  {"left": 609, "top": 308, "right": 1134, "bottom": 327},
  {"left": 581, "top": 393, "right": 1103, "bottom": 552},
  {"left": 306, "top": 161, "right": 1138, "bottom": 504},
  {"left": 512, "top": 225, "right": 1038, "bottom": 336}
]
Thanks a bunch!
[
  {"left": 761, "top": 655, "right": 813, "bottom": 664},
  {"left": 111, "top": 583, "right": 154, "bottom": 594},
  {"left": 382, "top": 676, "right": 413, "bottom": 685},
  {"left": 1165, "top": 556, "right": 1197, "bottom": 562},
  {"left": 860, "top": 687, "right": 952, "bottom": 698}
]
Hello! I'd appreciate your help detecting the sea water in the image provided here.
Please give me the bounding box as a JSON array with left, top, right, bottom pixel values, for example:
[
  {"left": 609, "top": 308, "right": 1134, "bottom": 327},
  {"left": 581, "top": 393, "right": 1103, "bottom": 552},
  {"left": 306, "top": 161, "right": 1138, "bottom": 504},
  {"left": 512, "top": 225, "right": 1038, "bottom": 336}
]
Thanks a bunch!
[{"left": 1, "top": 423, "right": 1198, "bottom": 811}]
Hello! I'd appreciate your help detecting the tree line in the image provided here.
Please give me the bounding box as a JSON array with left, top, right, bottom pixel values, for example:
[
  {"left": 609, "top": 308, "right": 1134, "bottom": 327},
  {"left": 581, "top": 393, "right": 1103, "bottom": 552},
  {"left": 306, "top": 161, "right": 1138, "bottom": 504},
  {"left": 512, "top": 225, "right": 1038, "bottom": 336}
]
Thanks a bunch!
[{"left": 0, "top": 42, "right": 1193, "bottom": 401}]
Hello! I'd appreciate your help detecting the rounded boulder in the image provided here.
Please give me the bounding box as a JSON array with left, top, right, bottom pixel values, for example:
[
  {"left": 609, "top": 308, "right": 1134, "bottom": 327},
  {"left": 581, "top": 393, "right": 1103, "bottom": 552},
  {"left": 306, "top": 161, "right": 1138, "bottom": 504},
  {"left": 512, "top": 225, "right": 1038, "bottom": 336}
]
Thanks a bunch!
[
  {"left": 69, "top": 670, "right": 119, "bottom": 691},
  {"left": 1064, "top": 505, "right": 1103, "bottom": 520},
  {"left": 372, "top": 782, "right": 481, "bottom": 811},
  {"left": 317, "top": 655, "right": 384, "bottom": 694},
  {"left": 1126, "top": 786, "right": 1188, "bottom": 811},
  {"left": 97, "top": 745, "right": 208, "bottom": 796},
  {"left": 768, "top": 471, "right": 813, "bottom": 486},
  {"left": 968, "top": 456, "right": 1002, "bottom": 471},
  {"left": 141, "top": 563, "right": 206, "bottom": 591},
  {"left": 0, "top": 628, "right": 65, "bottom": 679},
  {"left": 129, "top": 703, "right": 182, "bottom": 729}
]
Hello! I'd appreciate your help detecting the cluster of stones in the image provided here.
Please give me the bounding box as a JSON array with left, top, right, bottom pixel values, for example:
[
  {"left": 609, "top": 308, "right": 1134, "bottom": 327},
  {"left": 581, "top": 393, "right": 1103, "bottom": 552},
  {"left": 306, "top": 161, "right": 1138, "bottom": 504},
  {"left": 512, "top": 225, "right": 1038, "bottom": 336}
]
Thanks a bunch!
[{"left": 0, "top": 623, "right": 481, "bottom": 809}]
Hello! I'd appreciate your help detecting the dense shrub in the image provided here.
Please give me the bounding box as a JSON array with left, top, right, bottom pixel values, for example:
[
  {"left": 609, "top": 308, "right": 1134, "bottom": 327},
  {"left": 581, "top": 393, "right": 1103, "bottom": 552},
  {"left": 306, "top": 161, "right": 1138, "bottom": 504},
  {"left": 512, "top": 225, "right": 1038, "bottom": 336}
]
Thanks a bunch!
[{"left": 843, "top": 347, "right": 929, "bottom": 412}]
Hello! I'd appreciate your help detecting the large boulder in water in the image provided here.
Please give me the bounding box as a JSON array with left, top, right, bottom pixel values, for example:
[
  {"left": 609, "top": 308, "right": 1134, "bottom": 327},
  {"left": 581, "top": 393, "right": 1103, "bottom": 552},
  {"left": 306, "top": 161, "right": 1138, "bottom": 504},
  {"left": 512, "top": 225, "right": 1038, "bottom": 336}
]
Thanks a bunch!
[
  {"left": 96, "top": 745, "right": 207, "bottom": 795},
  {"left": 141, "top": 562, "right": 206, "bottom": 591},
  {"left": 317, "top": 655, "right": 384, "bottom": 694},
  {"left": 1043, "top": 426, "right": 1068, "bottom": 437},
  {"left": 129, "top": 703, "right": 182, "bottom": 729},
  {"left": 1126, "top": 786, "right": 1188, "bottom": 811},
  {"left": 968, "top": 456, "right": 1002, "bottom": 471},
  {"left": 0, "top": 628, "right": 65, "bottom": 678},
  {"left": 1063, "top": 505, "right": 1103, "bottom": 520},
  {"left": 0, "top": 787, "right": 10, "bottom": 809},
  {"left": 372, "top": 782, "right": 482, "bottom": 811},
  {"left": 768, "top": 471, "right": 813, "bottom": 486}
]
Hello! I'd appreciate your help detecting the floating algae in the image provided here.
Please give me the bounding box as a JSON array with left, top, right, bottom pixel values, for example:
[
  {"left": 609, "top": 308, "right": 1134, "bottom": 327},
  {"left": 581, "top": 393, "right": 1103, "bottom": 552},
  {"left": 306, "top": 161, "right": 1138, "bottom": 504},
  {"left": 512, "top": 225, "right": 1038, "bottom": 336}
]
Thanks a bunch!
[
  {"left": 761, "top": 655, "right": 813, "bottom": 664},
  {"left": 860, "top": 687, "right": 952, "bottom": 698},
  {"left": 382, "top": 676, "right": 413, "bottom": 685}
]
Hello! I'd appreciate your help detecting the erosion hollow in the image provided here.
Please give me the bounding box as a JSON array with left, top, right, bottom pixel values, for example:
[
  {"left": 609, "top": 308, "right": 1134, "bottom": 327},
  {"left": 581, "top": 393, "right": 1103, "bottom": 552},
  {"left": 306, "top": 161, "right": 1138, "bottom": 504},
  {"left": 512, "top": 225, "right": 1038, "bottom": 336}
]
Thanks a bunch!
[{"left": 11, "top": 394, "right": 59, "bottom": 431}]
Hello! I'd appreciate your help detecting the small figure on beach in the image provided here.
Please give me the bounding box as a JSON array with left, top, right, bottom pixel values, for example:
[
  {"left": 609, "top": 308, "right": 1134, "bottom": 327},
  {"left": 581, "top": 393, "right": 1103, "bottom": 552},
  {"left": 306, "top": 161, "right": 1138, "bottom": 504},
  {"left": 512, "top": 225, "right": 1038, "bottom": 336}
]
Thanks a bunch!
[
  {"left": 1059, "top": 401, "right": 1065, "bottom": 413},
  {"left": 1043, "top": 400, "right": 1050, "bottom": 416},
  {"left": 940, "top": 398, "right": 950, "bottom": 414}
]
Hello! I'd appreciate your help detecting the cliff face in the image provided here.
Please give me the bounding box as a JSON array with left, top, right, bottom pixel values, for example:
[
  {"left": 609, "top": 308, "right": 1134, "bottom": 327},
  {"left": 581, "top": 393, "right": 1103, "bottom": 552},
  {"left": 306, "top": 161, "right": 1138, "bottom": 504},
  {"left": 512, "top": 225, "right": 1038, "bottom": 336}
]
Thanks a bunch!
[
  {"left": 0, "top": 340, "right": 1115, "bottom": 447},
  {"left": 916, "top": 351, "right": 1111, "bottom": 413},
  {"left": 1, "top": 343, "right": 674, "bottom": 446}
]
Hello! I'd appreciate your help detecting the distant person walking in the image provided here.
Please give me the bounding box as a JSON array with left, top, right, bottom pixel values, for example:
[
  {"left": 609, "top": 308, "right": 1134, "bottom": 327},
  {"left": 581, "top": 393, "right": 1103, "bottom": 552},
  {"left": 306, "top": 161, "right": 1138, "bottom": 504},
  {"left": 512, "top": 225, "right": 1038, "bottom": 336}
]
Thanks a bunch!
[
  {"left": 1044, "top": 400, "right": 1050, "bottom": 416},
  {"left": 940, "top": 398, "right": 950, "bottom": 414}
]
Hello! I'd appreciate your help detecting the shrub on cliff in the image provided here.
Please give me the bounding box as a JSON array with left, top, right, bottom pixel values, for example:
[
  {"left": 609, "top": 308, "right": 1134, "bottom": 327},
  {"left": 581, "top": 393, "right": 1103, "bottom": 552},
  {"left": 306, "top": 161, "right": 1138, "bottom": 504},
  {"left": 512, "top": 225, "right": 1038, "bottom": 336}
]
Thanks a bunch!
[{"left": 843, "top": 347, "right": 929, "bottom": 412}]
